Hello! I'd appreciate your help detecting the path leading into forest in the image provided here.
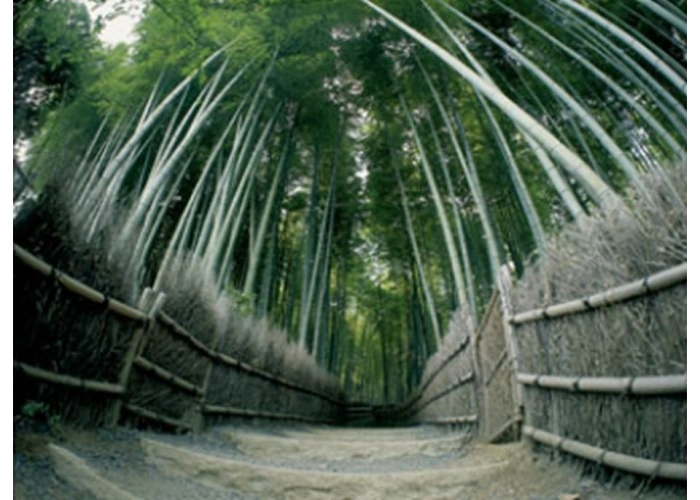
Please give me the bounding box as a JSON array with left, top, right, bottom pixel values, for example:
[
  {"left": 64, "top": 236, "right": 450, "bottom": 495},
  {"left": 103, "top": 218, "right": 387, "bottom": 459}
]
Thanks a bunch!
[{"left": 14, "top": 424, "right": 666, "bottom": 499}]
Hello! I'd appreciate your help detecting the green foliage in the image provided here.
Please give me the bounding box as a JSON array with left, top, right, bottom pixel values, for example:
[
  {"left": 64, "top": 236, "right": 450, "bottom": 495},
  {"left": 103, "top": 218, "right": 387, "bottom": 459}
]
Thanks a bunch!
[
  {"left": 13, "top": 0, "right": 98, "bottom": 143},
  {"left": 228, "top": 288, "right": 256, "bottom": 317},
  {"left": 19, "top": 400, "right": 61, "bottom": 435},
  {"left": 21, "top": 0, "right": 685, "bottom": 402}
]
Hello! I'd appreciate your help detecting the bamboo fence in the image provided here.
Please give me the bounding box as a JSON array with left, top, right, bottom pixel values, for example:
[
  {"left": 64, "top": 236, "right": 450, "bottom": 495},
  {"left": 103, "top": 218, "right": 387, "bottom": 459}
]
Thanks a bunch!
[
  {"left": 380, "top": 289, "right": 515, "bottom": 429},
  {"left": 510, "top": 263, "right": 686, "bottom": 325},
  {"left": 15, "top": 242, "right": 688, "bottom": 483},
  {"left": 523, "top": 426, "right": 686, "bottom": 481},
  {"left": 510, "top": 262, "right": 687, "bottom": 482},
  {"left": 14, "top": 244, "right": 147, "bottom": 322},
  {"left": 14, "top": 244, "right": 345, "bottom": 431}
]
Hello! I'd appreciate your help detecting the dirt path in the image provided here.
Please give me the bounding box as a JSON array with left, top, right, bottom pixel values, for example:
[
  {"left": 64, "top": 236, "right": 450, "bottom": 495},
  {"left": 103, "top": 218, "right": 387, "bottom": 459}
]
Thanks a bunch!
[{"left": 14, "top": 424, "right": 684, "bottom": 499}]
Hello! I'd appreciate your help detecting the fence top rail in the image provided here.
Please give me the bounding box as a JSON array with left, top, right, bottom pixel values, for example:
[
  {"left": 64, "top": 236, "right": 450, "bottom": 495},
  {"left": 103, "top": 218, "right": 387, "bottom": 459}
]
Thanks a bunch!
[
  {"left": 156, "top": 311, "right": 345, "bottom": 406},
  {"left": 511, "top": 262, "right": 687, "bottom": 325},
  {"left": 517, "top": 372, "right": 686, "bottom": 395},
  {"left": 14, "top": 243, "right": 148, "bottom": 322}
]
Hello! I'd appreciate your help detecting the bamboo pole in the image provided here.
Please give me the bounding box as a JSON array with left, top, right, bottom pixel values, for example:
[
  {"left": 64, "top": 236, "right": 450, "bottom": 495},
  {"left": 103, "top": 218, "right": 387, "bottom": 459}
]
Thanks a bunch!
[
  {"left": 422, "top": 415, "right": 478, "bottom": 425},
  {"left": 488, "top": 415, "right": 523, "bottom": 444},
  {"left": 397, "top": 336, "right": 471, "bottom": 414},
  {"left": 13, "top": 244, "right": 147, "bottom": 322},
  {"left": 122, "top": 403, "right": 193, "bottom": 433},
  {"left": 511, "top": 263, "right": 687, "bottom": 325},
  {"left": 517, "top": 373, "right": 686, "bottom": 395},
  {"left": 523, "top": 426, "right": 686, "bottom": 481},
  {"left": 484, "top": 349, "right": 508, "bottom": 388},
  {"left": 404, "top": 372, "right": 474, "bottom": 417},
  {"left": 133, "top": 357, "right": 204, "bottom": 397},
  {"left": 14, "top": 361, "right": 125, "bottom": 395}
]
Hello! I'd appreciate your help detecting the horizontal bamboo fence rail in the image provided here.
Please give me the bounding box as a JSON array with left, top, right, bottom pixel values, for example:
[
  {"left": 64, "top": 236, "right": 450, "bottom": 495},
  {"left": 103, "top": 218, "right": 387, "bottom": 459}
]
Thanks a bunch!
[
  {"left": 523, "top": 426, "right": 686, "bottom": 481},
  {"left": 402, "top": 372, "right": 475, "bottom": 418},
  {"left": 14, "top": 361, "right": 125, "bottom": 396},
  {"left": 422, "top": 415, "right": 478, "bottom": 425},
  {"left": 517, "top": 373, "right": 686, "bottom": 395},
  {"left": 14, "top": 244, "right": 148, "bottom": 322},
  {"left": 133, "top": 357, "right": 205, "bottom": 397},
  {"left": 511, "top": 263, "right": 687, "bottom": 325},
  {"left": 484, "top": 349, "right": 509, "bottom": 387},
  {"left": 122, "top": 403, "right": 194, "bottom": 432},
  {"left": 202, "top": 405, "right": 338, "bottom": 425},
  {"left": 417, "top": 336, "right": 470, "bottom": 396},
  {"left": 390, "top": 337, "right": 471, "bottom": 415},
  {"left": 156, "top": 311, "right": 344, "bottom": 406},
  {"left": 488, "top": 415, "right": 522, "bottom": 443}
]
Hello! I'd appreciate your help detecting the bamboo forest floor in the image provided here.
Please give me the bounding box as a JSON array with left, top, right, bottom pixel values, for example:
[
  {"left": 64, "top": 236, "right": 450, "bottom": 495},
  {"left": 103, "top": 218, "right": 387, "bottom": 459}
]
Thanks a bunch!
[{"left": 14, "top": 423, "right": 683, "bottom": 499}]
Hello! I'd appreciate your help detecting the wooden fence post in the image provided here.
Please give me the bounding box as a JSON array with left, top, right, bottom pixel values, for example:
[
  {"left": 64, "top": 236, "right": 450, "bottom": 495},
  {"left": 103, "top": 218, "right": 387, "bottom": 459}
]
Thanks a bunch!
[
  {"left": 469, "top": 319, "right": 486, "bottom": 439},
  {"left": 498, "top": 265, "right": 523, "bottom": 433},
  {"left": 190, "top": 328, "right": 224, "bottom": 433},
  {"left": 107, "top": 288, "right": 167, "bottom": 428}
]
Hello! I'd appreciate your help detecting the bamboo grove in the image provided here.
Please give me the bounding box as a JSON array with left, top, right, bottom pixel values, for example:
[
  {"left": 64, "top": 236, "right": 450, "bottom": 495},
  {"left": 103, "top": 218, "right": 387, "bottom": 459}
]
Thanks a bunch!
[{"left": 18, "top": 0, "right": 686, "bottom": 403}]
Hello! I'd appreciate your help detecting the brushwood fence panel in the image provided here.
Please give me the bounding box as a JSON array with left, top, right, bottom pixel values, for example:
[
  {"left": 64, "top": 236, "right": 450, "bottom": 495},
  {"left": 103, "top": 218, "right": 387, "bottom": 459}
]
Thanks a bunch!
[
  {"left": 471, "top": 285, "right": 520, "bottom": 443},
  {"left": 14, "top": 244, "right": 345, "bottom": 431},
  {"left": 510, "top": 263, "right": 687, "bottom": 481},
  {"left": 392, "top": 278, "right": 520, "bottom": 440}
]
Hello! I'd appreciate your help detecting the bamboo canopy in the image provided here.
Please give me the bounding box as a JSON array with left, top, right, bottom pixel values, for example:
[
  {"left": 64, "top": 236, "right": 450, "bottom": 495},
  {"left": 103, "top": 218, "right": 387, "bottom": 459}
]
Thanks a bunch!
[
  {"left": 511, "top": 263, "right": 687, "bottom": 325},
  {"left": 523, "top": 426, "right": 686, "bottom": 481}
]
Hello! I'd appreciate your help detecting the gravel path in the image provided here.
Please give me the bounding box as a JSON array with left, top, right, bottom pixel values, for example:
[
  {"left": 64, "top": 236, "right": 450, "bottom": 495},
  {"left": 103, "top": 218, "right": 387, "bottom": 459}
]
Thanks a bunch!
[{"left": 14, "top": 423, "right": 686, "bottom": 499}]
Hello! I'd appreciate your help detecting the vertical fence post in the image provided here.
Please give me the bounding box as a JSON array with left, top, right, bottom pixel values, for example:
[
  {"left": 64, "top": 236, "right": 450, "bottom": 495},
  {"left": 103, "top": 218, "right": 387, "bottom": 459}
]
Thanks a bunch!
[
  {"left": 469, "top": 319, "right": 487, "bottom": 439},
  {"left": 498, "top": 265, "right": 523, "bottom": 439},
  {"left": 107, "top": 288, "right": 167, "bottom": 428},
  {"left": 192, "top": 329, "right": 224, "bottom": 433}
]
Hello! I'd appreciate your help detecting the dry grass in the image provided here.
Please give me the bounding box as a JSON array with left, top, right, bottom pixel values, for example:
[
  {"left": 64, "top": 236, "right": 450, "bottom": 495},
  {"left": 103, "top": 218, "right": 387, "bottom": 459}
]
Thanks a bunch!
[{"left": 511, "top": 165, "right": 686, "bottom": 469}]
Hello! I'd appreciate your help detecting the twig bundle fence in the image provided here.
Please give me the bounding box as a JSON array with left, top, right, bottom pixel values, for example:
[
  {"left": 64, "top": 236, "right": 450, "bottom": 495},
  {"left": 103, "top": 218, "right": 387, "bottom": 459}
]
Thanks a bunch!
[
  {"left": 388, "top": 290, "right": 519, "bottom": 442},
  {"left": 510, "top": 263, "right": 687, "bottom": 481},
  {"left": 378, "top": 304, "right": 476, "bottom": 426},
  {"left": 14, "top": 244, "right": 345, "bottom": 431},
  {"left": 508, "top": 166, "right": 687, "bottom": 483}
]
